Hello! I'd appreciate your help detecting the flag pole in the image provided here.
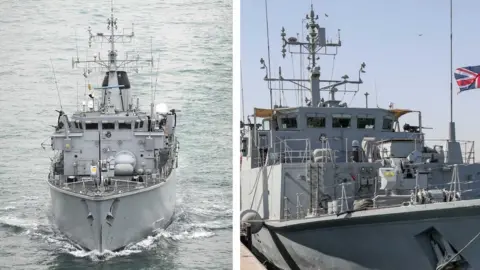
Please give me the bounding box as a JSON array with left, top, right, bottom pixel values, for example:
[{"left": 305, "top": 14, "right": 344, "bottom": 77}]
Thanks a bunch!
[{"left": 449, "top": 0, "right": 456, "bottom": 142}]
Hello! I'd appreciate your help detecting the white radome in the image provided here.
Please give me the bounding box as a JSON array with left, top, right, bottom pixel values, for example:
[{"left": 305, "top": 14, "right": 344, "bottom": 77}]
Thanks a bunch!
[
  {"left": 155, "top": 103, "right": 169, "bottom": 114},
  {"left": 87, "top": 100, "right": 94, "bottom": 109}
]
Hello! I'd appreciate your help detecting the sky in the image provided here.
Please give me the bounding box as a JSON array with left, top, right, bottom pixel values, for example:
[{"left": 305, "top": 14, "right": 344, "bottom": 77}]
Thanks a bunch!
[{"left": 241, "top": 0, "right": 480, "bottom": 156}]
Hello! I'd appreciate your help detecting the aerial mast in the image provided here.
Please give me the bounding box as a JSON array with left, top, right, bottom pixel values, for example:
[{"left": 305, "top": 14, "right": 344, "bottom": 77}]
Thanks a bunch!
[
  {"left": 71, "top": 2, "right": 152, "bottom": 113},
  {"left": 260, "top": 5, "right": 365, "bottom": 108},
  {"left": 107, "top": 0, "right": 118, "bottom": 71},
  {"left": 449, "top": 0, "right": 456, "bottom": 142}
]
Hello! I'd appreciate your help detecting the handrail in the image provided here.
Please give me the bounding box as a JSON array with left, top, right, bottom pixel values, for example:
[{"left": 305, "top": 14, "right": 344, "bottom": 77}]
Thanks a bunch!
[
  {"left": 261, "top": 136, "right": 476, "bottom": 165},
  {"left": 49, "top": 169, "right": 171, "bottom": 196}
]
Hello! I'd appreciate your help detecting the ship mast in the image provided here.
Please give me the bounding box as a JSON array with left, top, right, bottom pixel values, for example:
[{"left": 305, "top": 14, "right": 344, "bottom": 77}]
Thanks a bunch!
[
  {"left": 449, "top": 0, "right": 456, "bottom": 142},
  {"left": 260, "top": 5, "right": 366, "bottom": 108},
  {"left": 72, "top": 1, "right": 153, "bottom": 113},
  {"left": 107, "top": 3, "right": 118, "bottom": 72}
]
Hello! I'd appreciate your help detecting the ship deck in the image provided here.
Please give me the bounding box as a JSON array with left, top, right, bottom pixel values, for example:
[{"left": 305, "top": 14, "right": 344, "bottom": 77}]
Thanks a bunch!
[
  {"left": 265, "top": 198, "right": 480, "bottom": 232},
  {"left": 48, "top": 175, "right": 167, "bottom": 197}
]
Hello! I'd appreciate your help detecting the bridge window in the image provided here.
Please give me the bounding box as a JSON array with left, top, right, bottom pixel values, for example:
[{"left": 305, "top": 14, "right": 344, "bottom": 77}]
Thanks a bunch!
[
  {"left": 383, "top": 116, "right": 393, "bottom": 130},
  {"left": 102, "top": 123, "right": 115, "bottom": 129},
  {"left": 357, "top": 115, "right": 375, "bottom": 129},
  {"left": 280, "top": 115, "right": 297, "bottom": 129},
  {"left": 241, "top": 138, "right": 248, "bottom": 157},
  {"left": 261, "top": 119, "right": 271, "bottom": 130},
  {"left": 134, "top": 121, "right": 144, "bottom": 129},
  {"left": 119, "top": 122, "right": 131, "bottom": 129},
  {"left": 85, "top": 123, "right": 98, "bottom": 130},
  {"left": 332, "top": 114, "right": 351, "bottom": 128},
  {"left": 74, "top": 122, "right": 83, "bottom": 129},
  {"left": 306, "top": 114, "right": 326, "bottom": 128}
]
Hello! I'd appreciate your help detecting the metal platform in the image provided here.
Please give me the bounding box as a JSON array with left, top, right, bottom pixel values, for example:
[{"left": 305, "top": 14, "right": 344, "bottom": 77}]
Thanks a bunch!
[{"left": 47, "top": 175, "right": 167, "bottom": 197}]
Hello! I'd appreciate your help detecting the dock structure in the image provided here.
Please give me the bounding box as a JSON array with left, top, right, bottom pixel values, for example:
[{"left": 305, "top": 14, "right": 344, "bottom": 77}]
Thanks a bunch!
[{"left": 240, "top": 243, "right": 266, "bottom": 270}]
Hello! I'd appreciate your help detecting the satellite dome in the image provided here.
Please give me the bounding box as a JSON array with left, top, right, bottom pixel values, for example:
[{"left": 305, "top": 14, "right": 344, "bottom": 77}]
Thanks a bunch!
[
  {"left": 155, "top": 103, "right": 169, "bottom": 114},
  {"left": 87, "top": 100, "right": 94, "bottom": 109}
]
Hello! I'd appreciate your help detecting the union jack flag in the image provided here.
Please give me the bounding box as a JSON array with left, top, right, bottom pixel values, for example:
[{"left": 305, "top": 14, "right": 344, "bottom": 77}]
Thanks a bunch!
[{"left": 455, "top": 65, "right": 480, "bottom": 93}]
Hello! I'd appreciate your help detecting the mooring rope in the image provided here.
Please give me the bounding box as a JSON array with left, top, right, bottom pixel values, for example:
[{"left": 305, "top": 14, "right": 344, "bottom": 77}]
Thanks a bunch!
[{"left": 436, "top": 230, "right": 480, "bottom": 270}]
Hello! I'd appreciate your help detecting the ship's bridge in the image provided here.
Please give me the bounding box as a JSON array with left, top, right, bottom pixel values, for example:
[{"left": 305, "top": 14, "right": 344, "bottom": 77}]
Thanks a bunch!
[
  {"left": 65, "top": 112, "right": 152, "bottom": 133},
  {"left": 253, "top": 106, "right": 418, "bottom": 133},
  {"left": 242, "top": 106, "right": 424, "bottom": 167},
  {"left": 52, "top": 109, "right": 171, "bottom": 135},
  {"left": 50, "top": 108, "right": 175, "bottom": 178}
]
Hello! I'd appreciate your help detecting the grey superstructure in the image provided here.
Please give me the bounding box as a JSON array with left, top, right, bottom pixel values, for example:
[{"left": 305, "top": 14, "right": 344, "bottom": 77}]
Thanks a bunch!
[
  {"left": 240, "top": 5, "right": 480, "bottom": 270},
  {"left": 46, "top": 6, "right": 179, "bottom": 252}
]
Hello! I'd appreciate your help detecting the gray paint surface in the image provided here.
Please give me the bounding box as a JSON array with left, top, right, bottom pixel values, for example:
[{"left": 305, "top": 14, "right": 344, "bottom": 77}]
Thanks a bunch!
[
  {"left": 240, "top": 5, "right": 480, "bottom": 270},
  {"left": 45, "top": 6, "right": 181, "bottom": 253},
  {"left": 0, "top": 0, "right": 232, "bottom": 269},
  {"left": 48, "top": 171, "right": 176, "bottom": 252}
]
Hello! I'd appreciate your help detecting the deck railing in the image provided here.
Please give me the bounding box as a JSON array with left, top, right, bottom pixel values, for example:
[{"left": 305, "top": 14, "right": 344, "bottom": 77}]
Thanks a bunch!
[
  {"left": 49, "top": 162, "right": 174, "bottom": 197},
  {"left": 424, "top": 139, "right": 475, "bottom": 164}
]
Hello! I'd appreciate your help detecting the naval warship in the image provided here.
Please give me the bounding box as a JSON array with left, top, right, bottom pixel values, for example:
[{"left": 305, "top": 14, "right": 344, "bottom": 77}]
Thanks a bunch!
[
  {"left": 45, "top": 6, "right": 179, "bottom": 252},
  {"left": 240, "top": 4, "right": 480, "bottom": 270}
]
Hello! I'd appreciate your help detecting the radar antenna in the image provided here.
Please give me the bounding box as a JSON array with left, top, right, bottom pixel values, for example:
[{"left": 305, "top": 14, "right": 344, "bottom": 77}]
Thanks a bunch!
[
  {"left": 70, "top": 1, "right": 153, "bottom": 114},
  {"left": 259, "top": 5, "right": 366, "bottom": 108},
  {"left": 72, "top": 1, "right": 152, "bottom": 73}
]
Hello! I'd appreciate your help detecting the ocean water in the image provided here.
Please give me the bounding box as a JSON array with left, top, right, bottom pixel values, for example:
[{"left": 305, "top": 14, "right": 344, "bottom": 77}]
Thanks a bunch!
[{"left": 0, "top": 0, "right": 232, "bottom": 269}]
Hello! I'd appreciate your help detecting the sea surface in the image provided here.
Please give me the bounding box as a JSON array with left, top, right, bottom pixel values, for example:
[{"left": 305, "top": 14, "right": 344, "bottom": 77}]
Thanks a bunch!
[{"left": 0, "top": 0, "right": 232, "bottom": 269}]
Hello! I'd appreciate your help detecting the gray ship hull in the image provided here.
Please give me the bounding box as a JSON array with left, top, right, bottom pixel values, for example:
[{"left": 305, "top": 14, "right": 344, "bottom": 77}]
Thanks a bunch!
[
  {"left": 252, "top": 199, "right": 480, "bottom": 270},
  {"left": 47, "top": 170, "right": 176, "bottom": 252}
]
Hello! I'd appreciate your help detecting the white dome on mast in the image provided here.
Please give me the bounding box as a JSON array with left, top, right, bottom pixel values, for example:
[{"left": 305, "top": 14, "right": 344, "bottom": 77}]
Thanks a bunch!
[{"left": 155, "top": 103, "right": 169, "bottom": 114}]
